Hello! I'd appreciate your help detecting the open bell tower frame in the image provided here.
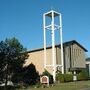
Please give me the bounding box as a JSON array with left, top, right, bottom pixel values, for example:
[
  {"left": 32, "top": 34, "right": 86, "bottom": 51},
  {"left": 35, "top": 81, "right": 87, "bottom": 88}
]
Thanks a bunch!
[{"left": 43, "top": 10, "right": 64, "bottom": 82}]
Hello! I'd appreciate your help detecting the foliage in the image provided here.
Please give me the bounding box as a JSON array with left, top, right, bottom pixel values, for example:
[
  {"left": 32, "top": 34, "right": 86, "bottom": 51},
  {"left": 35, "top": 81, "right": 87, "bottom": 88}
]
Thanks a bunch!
[
  {"left": 13, "top": 63, "right": 39, "bottom": 85},
  {"left": 56, "top": 72, "right": 73, "bottom": 83},
  {"left": 23, "top": 63, "right": 40, "bottom": 85},
  {"left": 64, "top": 74, "right": 73, "bottom": 82},
  {"left": 5, "top": 37, "right": 28, "bottom": 68},
  {"left": 77, "top": 70, "right": 88, "bottom": 81},
  {"left": 12, "top": 63, "right": 40, "bottom": 86},
  {"left": 0, "top": 37, "right": 28, "bottom": 87},
  {"left": 11, "top": 67, "right": 24, "bottom": 83},
  {"left": 56, "top": 72, "right": 64, "bottom": 83},
  {"left": 42, "top": 69, "right": 53, "bottom": 84}
]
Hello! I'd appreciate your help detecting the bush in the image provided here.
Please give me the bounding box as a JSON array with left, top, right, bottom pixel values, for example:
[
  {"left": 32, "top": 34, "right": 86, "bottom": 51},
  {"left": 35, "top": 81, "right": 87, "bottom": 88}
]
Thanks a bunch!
[
  {"left": 56, "top": 73, "right": 64, "bottom": 83},
  {"left": 64, "top": 74, "right": 73, "bottom": 82},
  {"left": 56, "top": 72, "right": 73, "bottom": 83},
  {"left": 42, "top": 69, "right": 53, "bottom": 84},
  {"left": 77, "top": 70, "right": 88, "bottom": 81}
]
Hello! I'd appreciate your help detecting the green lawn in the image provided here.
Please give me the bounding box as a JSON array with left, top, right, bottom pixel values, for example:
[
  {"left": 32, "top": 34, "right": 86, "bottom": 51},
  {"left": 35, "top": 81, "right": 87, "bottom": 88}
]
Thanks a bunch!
[{"left": 17, "top": 80, "right": 90, "bottom": 90}]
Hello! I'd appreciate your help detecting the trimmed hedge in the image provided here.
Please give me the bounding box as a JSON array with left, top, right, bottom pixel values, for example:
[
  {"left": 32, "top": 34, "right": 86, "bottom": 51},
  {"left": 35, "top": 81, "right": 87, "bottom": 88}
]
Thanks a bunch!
[
  {"left": 56, "top": 70, "right": 88, "bottom": 83},
  {"left": 56, "top": 73, "right": 64, "bottom": 83},
  {"left": 77, "top": 70, "right": 88, "bottom": 81},
  {"left": 64, "top": 74, "right": 73, "bottom": 82},
  {"left": 56, "top": 73, "right": 73, "bottom": 83}
]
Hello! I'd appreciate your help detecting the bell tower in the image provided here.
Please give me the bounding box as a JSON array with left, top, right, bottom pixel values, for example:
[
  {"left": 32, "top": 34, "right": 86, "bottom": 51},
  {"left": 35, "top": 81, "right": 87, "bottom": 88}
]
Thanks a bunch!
[{"left": 43, "top": 10, "right": 64, "bottom": 82}]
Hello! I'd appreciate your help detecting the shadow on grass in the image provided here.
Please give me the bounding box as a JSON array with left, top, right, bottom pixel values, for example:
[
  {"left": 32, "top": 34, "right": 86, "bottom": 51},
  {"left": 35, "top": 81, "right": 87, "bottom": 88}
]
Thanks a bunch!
[{"left": 0, "top": 86, "right": 16, "bottom": 90}]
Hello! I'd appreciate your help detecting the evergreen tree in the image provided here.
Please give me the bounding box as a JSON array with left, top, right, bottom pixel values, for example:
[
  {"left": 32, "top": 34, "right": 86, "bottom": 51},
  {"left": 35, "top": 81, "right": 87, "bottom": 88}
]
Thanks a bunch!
[{"left": 0, "top": 37, "right": 28, "bottom": 87}]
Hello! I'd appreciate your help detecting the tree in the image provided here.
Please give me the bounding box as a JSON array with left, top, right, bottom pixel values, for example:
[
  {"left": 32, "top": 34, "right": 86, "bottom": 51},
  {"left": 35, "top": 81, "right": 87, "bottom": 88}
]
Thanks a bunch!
[
  {"left": 0, "top": 37, "right": 28, "bottom": 88},
  {"left": 0, "top": 41, "right": 8, "bottom": 82},
  {"left": 23, "top": 63, "right": 39, "bottom": 85}
]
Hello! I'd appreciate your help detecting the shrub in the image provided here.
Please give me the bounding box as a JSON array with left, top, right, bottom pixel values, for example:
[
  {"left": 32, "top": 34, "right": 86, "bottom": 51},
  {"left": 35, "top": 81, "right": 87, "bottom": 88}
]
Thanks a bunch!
[
  {"left": 23, "top": 63, "right": 40, "bottom": 85},
  {"left": 77, "top": 70, "right": 88, "bottom": 81},
  {"left": 56, "top": 72, "right": 73, "bottom": 83},
  {"left": 56, "top": 73, "right": 64, "bottom": 83},
  {"left": 64, "top": 74, "right": 73, "bottom": 82},
  {"left": 42, "top": 69, "right": 53, "bottom": 84}
]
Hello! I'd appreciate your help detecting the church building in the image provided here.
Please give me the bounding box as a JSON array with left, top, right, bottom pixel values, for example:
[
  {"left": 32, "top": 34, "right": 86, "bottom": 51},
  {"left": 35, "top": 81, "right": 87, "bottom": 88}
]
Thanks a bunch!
[{"left": 25, "top": 40, "right": 87, "bottom": 75}]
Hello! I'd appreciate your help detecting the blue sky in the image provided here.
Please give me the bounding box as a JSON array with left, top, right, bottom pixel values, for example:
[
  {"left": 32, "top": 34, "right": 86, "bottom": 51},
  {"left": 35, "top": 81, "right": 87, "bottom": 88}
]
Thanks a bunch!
[{"left": 0, "top": 0, "right": 90, "bottom": 56}]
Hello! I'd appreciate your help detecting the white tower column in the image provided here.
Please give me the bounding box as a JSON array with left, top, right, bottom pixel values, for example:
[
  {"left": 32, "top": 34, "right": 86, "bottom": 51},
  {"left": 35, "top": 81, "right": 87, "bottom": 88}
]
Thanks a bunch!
[
  {"left": 59, "top": 14, "right": 64, "bottom": 74},
  {"left": 43, "top": 14, "right": 46, "bottom": 68},
  {"left": 51, "top": 11, "right": 56, "bottom": 82}
]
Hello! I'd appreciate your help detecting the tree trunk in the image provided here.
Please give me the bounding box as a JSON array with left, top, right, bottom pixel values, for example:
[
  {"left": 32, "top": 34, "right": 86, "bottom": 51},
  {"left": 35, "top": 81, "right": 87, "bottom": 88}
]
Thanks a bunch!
[{"left": 5, "top": 64, "right": 8, "bottom": 90}]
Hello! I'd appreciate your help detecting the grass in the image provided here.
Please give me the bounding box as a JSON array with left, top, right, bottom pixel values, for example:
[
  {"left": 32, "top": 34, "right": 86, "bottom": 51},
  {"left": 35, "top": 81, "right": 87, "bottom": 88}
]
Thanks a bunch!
[{"left": 17, "top": 80, "right": 90, "bottom": 90}]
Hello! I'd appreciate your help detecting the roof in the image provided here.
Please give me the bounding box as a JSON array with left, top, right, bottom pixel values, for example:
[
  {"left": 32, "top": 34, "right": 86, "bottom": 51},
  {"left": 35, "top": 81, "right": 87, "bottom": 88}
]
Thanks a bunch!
[
  {"left": 69, "top": 67, "right": 86, "bottom": 71},
  {"left": 63, "top": 40, "right": 87, "bottom": 52},
  {"left": 86, "top": 58, "right": 90, "bottom": 61},
  {"left": 27, "top": 40, "right": 87, "bottom": 53},
  {"left": 44, "top": 10, "right": 60, "bottom": 17}
]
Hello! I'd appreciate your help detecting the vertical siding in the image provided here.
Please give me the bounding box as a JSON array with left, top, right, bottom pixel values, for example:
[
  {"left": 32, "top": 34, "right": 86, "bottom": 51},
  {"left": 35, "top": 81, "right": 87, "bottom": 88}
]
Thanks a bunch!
[
  {"left": 64, "top": 46, "right": 70, "bottom": 73},
  {"left": 56, "top": 47, "right": 61, "bottom": 65},
  {"left": 72, "top": 44, "right": 86, "bottom": 68},
  {"left": 46, "top": 48, "right": 52, "bottom": 65},
  {"left": 64, "top": 43, "right": 86, "bottom": 73},
  {"left": 56, "top": 47, "right": 62, "bottom": 71}
]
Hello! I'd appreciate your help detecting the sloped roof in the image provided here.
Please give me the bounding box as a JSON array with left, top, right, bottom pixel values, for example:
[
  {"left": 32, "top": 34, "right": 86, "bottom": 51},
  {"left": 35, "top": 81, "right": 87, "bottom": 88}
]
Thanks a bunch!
[
  {"left": 63, "top": 40, "right": 87, "bottom": 52},
  {"left": 86, "top": 58, "right": 90, "bottom": 61},
  {"left": 27, "top": 40, "right": 87, "bottom": 53}
]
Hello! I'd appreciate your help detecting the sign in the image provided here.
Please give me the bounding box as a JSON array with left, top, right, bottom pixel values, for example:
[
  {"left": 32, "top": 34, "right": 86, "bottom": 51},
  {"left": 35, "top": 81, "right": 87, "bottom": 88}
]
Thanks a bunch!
[{"left": 40, "top": 76, "right": 49, "bottom": 84}]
